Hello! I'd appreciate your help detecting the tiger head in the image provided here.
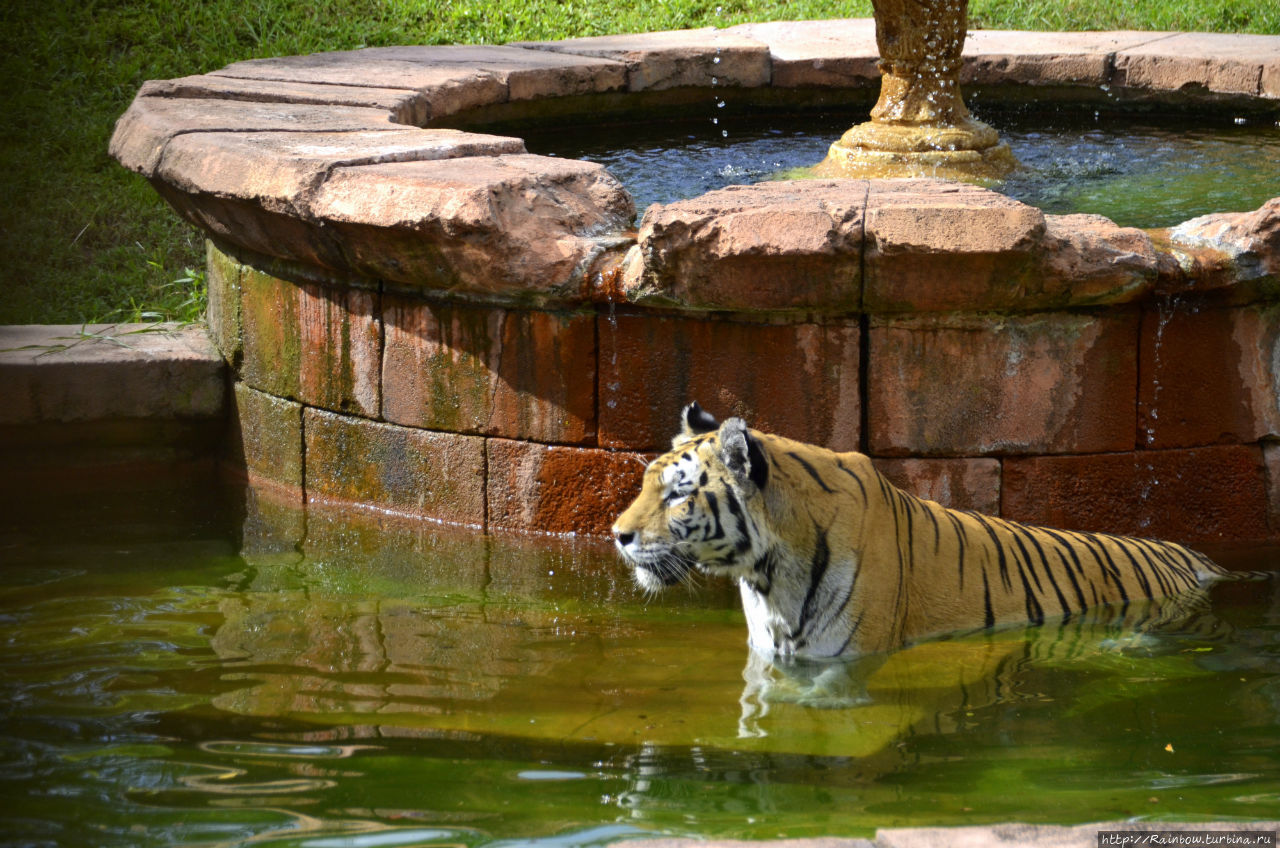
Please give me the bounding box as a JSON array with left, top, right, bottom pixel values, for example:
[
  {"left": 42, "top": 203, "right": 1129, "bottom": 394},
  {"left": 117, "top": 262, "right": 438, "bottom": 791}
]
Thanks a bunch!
[{"left": 612, "top": 402, "right": 771, "bottom": 593}]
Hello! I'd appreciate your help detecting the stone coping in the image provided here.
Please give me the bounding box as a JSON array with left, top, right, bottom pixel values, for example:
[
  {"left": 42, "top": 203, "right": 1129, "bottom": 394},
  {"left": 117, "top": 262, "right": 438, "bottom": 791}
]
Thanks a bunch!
[
  {"left": 110, "top": 23, "right": 1280, "bottom": 312},
  {"left": 0, "top": 323, "right": 227, "bottom": 488},
  {"left": 0, "top": 323, "right": 224, "bottom": 425}
]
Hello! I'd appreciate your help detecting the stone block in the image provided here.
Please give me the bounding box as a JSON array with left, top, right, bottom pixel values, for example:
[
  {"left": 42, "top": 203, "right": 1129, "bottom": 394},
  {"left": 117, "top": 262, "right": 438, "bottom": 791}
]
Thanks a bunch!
[
  {"left": 1002, "top": 445, "right": 1270, "bottom": 543},
  {"left": 512, "top": 28, "right": 771, "bottom": 91},
  {"left": 624, "top": 181, "right": 865, "bottom": 312},
  {"left": 727, "top": 19, "right": 880, "bottom": 88},
  {"left": 239, "top": 267, "right": 380, "bottom": 417},
  {"left": 153, "top": 129, "right": 526, "bottom": 271},
  {"left": 961, "top": 30, "right": 1160, "bottom": 87},
  {"left": 309, "top": 154, "right": 634, "bottom": 301},
  {"left": 867, "top": 312, "right": 1139, "bottom": 456},
  {"left": 1167, "top": 197, "right": 1280, "bottom": 301},
  {"left": 140, "top": 74, "right": 431, "bottom": 125},
  {"left": 1114, "top": 32, "right": 1280, "bottom": 96},
  {"left": 303, "top": 408, "right": 486, "bottom": 526},
  {"left": 206, "top": 241, "right": 243, "bottom": 365},
  {"left": 0, "top": 323, "right": 224, "bottom": 425},
  {"left": 214, "top": 44, "right": 626, "bottom": 116},
  {"left": 1037, "top": 214, "right": 1158, "bottom": 306},
  {"left": 158, "top": 129, "right": 526, "bottom": 218},
  {"left": 872, "top": 457, "right": 1001, "bottom": 514},
  {"left": 224, "top": 382, "right": 304, "bottom": 501},
  {"left": 862, "top": 180, "right": 1046, "bottom": 314},
  {"left": 486, "top": 439, "right": 649, "bottom": 536},
  {"left": 1139, "top": 302, "right": 1280, "bottom": 448},
  {"left": 382, "top": 296, "right": 596, "bottom": 443},
  {"left": 598, "top": 313, "right": 860, "bottom": 452},
  {"left": 110, "top": 96, "right": 397, "bottom": 176}
]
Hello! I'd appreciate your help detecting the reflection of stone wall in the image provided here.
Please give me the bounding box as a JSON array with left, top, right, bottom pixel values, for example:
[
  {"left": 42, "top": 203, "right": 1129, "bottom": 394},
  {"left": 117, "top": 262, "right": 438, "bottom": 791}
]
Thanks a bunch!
[{"left": 111, "top": 25, "right": 1280, "bottom": 543}]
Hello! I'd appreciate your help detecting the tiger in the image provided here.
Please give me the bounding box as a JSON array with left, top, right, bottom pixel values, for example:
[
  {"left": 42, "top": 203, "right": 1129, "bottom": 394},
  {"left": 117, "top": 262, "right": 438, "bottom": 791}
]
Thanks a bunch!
[{"left": 612, "top": 402, "right": 1268, "bottom": 660}]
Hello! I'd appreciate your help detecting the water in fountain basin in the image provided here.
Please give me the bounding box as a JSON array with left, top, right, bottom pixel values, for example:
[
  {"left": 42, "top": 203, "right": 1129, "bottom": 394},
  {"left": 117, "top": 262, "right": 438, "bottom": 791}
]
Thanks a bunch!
[
  {"left": 525, "top": 110, "right": 1280, "bottom": 227},
  {"left": 2, "top": 487, "right": 1279, "bottom": 846}
]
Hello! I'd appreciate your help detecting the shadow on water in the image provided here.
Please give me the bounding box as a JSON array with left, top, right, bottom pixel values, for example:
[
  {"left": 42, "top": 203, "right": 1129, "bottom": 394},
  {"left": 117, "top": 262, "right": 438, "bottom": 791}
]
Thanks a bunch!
[{"left": 2, "top": 479, "right": 1280, "bottom": 846}]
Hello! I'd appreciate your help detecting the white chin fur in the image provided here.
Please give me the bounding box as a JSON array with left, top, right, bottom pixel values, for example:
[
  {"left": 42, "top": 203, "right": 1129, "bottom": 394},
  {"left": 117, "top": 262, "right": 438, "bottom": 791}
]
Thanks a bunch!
[{"left": 632, "top": 567, "right": 667, "bottom": 593}]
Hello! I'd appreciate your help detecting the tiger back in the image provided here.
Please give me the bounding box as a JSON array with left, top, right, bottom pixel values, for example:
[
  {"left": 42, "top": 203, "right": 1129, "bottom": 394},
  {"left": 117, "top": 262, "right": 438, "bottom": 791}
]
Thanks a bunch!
[{"left": 612, "top": 403, "right": 1260, "bottom": 659}]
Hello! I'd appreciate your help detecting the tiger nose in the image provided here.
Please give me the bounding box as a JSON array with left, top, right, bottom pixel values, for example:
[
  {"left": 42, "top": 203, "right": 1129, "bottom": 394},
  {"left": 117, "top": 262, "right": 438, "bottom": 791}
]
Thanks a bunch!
[{"left": 615, "top": 530, "right": 635, "bottom": 547}]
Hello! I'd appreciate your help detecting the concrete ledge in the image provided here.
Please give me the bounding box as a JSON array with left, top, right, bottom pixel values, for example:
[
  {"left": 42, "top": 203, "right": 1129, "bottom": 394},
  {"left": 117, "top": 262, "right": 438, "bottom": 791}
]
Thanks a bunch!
[
  {"left": 0, "top": 324, "right": 225, "bottom": 424},
  {"left": 0, "top": 324, "right": 227, "bottom": 486}
]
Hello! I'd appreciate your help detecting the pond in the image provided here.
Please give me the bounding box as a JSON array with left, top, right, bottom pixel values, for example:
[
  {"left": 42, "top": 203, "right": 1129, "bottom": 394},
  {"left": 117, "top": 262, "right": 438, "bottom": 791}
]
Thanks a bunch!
[
  {"left": 2, "top": 485, "right": 1279, "bottom": 846},
  {"left": 524, "top": 109, "right": 1280, "bottom": 229}
]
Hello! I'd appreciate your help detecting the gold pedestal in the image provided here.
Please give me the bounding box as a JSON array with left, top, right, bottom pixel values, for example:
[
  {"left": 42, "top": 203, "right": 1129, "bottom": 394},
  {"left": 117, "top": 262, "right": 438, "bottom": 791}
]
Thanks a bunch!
[{"left": 810, "top": 0, "right": 1019, "bottom": 182}]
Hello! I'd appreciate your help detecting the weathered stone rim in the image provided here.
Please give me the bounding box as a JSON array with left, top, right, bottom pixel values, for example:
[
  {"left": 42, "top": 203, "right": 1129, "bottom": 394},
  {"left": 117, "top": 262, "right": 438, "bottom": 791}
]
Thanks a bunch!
[{"left": 110, "top": 21, "right": 1280, "bottom": 312}]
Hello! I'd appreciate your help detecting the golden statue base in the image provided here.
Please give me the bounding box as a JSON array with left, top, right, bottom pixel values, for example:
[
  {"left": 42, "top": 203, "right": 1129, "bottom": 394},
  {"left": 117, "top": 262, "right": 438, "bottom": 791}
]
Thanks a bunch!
[{"left": 812, "top": 117, "right": 1019, "bottom": 182}]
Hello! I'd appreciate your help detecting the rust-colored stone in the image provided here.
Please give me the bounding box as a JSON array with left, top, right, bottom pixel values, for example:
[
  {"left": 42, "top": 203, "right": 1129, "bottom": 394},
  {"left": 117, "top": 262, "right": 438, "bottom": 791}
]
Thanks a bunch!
[
  {"left": 214, "top": 44, "right": 627, "bottom": 114},
  {"left": 239, "top": 268, "right": 380, "bottom": 417},
  {"left": 309, "top": 154, "right": 633, "bottom": 302},
  {"left": 1002, "top": 445, "right": 1271, "bottom": 543},
  {"left": 140, "top": 74, "right": 431, "bottom": 125},
  {"left": 486, "top": 439, "right": 650, "bottom": 536},
  {"left": 862, "top": 180, "right": 1045, "bottom": 313},
  {"left": 512, "top": 28, "right": 771, "bottom": 91},
  {"left": 157, "top": 129, "right": 526, "bottom": 218},
  {"left": 303, "top": 408, "right": 486, "bottom": 526},
  {"left": 868, "top": 311, "right": 1138, "bottom": 456},
  {"left": 625, "top": 181, "right": 865, "bottom": 312},
  {"left": 1037, "top": 214, "right": 1158, "bottom": 306},
  {"left": 1114, "top": 32, "right": 1280, "bottom": 96},
  {"left": 382, "top": 296, "right": 596, "bottom": 444},
  {"left": 960, "top": 30, "right": 1159, "bottom": 87},
  {"left": 598, "top": 313, "right": 860, "bottom": 452},
  {"left": 1166, "top": 197, "right": 1280, "bottom": 302},
  {"left": 1139, "top": 302, "right": 1280, "bottom": 448},
  {"left": 872, "top": 457, "right": 1001, "bottom": 513},
  {"left": 110, "top": 97, "right": 397, "bottom": 177}
]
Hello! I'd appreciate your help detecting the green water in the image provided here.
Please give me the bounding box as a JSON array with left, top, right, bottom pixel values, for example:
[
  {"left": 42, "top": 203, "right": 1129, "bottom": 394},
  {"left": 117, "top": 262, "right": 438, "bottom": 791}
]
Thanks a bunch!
[
  {"left": 2, "top": 487, "right": 1280, "bottom": 847},
  {"left": 522, "top": 110, "right": 1280, "bottom": 228}
]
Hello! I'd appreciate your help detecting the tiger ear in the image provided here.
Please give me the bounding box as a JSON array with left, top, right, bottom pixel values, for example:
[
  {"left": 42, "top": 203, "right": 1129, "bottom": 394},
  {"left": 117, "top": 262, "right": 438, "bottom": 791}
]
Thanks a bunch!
[
  {"left": 672, "top": 401, "right": 719, "bottom": 447},
  {"left": 718, "top": 417, "right": 769, "bottom": 491}
]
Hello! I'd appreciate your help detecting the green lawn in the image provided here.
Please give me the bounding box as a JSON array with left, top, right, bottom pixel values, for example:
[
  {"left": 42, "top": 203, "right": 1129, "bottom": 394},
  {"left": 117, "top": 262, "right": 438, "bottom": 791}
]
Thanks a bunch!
[{"left": 1, "top": 0, "right": 1276, "bottom": 324}]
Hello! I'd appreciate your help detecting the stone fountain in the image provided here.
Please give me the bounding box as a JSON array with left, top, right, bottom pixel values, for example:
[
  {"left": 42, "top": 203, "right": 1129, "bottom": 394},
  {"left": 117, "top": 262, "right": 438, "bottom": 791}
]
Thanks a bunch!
[
  {"left": 814, "top": 0, "right": 1017, "bottom": 180},
  {"left": 108, "top": 20, "right": 1280, "bottom": 544}
]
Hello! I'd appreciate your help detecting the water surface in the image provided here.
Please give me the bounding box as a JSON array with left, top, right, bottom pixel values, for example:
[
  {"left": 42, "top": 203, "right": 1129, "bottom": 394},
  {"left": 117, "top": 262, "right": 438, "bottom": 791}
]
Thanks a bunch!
[
  {"left": 2, "top": 487, "right": 1279, "bottom": 846},
  {"left": 524, "top": 109, "right": 1280, "bottom": 228}
]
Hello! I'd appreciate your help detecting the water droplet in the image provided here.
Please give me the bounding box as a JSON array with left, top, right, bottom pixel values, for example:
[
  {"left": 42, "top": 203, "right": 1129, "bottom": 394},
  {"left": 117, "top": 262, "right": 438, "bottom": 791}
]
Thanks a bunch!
[{"left": 716, "top": 100, "right": 725, "bottom": 108}]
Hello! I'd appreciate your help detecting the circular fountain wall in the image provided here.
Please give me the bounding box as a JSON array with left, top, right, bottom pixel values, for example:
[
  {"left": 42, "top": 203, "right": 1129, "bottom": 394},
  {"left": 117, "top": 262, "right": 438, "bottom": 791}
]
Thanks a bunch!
[{"left": 110, "top": 21, "right": 1280, "bottom": 542}]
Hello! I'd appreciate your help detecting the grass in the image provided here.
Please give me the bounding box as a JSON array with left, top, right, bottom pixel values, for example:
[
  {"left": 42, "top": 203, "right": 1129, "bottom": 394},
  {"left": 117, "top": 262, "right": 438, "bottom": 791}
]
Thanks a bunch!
[{"left": 1, "top": 0, "right": 1276, "bottom": 325}]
